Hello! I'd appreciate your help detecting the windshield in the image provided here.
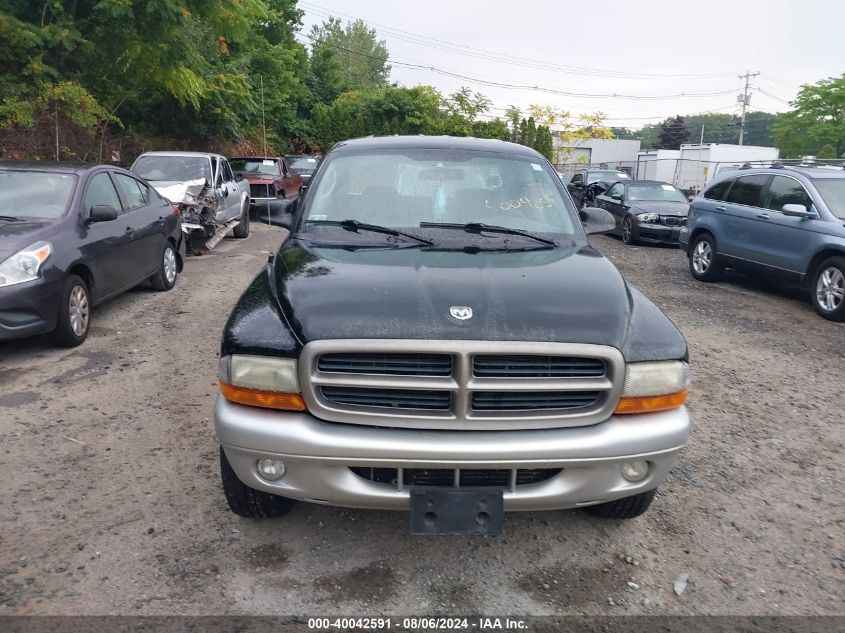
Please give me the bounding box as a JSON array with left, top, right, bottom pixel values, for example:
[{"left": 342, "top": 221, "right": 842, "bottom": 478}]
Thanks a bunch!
[
  {"left": 286, "top": 156, "right": 319, "bottom": 174},
  {"left": 588, "top": 170, "right": 630, "bottom": 183},
  {"left": 814, "top": 179, "right": 845, "bottom": 219},
  {"left": 301, "top": 149, "right": 577, "bottom": 237},
  {"left": 0, "top": 170, "right": 77, "bottom": 219},
  {"left": 132, "top": 155, "right": 211, "bottom": 182},
  {"left": 627, "top": 184, "right": 687, "bottom": 203},
  {"left": 230, "top": 159, "right": 279, "bottom": 177}
]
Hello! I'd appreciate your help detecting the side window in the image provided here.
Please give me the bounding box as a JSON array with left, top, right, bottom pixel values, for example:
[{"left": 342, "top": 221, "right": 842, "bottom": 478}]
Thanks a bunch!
[
  {"left": 724, "top": 175, "right": 770, "bottom": 207},
  {"left": 703, "top": 179, "right": 732, "bottom": 201},
  {"left": 764, "top": 176, "right": 813, "bottom": 212},
  {"left": 570, "top": 173, "right": 582, "bottom": 185},
  {"left": 83, "top": 173, "right": 122, "bottom": 216},
  {"left": 113, "top": 173, "right": 148, "bottom": 211},
  {"left": 222, "top": 160, "right": 234, "bottom": 182},
  {"left": 607, "top": 183, "right": 624, "bottom": 198}
]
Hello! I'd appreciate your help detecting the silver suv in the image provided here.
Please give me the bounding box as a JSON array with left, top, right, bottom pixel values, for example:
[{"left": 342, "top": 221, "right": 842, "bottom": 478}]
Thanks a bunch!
[{"left": 680, "top": 164, "right": 845, "bottom": 321}]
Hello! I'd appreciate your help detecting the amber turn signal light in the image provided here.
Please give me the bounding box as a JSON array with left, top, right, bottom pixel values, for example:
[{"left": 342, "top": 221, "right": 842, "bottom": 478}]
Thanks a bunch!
[
  {"left": 219, "top": 381, "right": 306, "bottom": 411},
  {"left": 615, "top": 389, "right": 688, "bottom": 415}
]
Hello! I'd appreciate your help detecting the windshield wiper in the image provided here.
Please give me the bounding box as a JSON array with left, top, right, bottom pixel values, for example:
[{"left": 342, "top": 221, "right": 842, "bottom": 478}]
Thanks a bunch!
[
  {"left": 306, "top": 219, "right": 434, "bottom": 246},
  {"left": 419, "top": 222, "right": 556, "bottom": 247},
  {"left": 0, "top": 215, "right": 20, "bottom": 221}
]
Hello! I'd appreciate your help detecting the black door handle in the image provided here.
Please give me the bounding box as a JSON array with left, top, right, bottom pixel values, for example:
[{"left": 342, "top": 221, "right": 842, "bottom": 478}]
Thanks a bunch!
[
  {"left": 715, "top": 206, "right": 726, "bottom": 212},
  {"left": 756, "top": 212, "right": 770, "bottom": 219}
]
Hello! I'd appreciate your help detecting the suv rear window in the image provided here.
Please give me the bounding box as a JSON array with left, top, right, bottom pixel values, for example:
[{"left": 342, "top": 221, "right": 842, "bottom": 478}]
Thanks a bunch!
[
  {"left": 703, "top": 179, "right": 731, "bottom": 200},
  {"left": 724, "top": 175, "right": 769, "bottom": 207}
]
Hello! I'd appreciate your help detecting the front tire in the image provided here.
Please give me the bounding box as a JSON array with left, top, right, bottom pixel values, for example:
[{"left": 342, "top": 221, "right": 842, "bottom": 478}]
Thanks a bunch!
[
  {"left": 219, "top": 446, "right": 296, "bottom": 518},
  {"left": 689, "top": 233, "right": 723, "bottom": 282},
  {"left": 584, "top": 489, "right": 656, "bottom": 519},
  {"left": 811, "top": 256, "right": 845, "bottom": 321},
  {"left": 47, "top": 275, "right": 90, "bottom": 347},
  {"left": 232, "top": 201, "right": 250, "bottom": 238},
  {"left": 150, "top": 243, "right": 178, "bottom": 291},
  {"left": 621, "top": 217, "right": 637, "bottom": 245}
]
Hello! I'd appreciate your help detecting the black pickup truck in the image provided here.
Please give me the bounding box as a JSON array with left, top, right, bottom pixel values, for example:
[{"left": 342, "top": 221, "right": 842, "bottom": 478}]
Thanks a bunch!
[{"left": 214, "top": 136, "right": 689, "bottom": 535}]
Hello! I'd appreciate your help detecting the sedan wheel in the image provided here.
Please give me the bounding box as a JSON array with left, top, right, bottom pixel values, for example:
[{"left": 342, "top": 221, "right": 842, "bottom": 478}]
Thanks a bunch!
[
  {"left": 812, "top": 257, "right": 845, "bottom": 321},
  {"left": 47, "top": 274, "right": 91, "bottom": 347},
  {"left": 622, "top": 217, "right": 635, "bottom": 245},
  {"left": 150, "top": 243, "right": 178, "bottom": 291},
  {"left": 68, "top": 285, "right": 89, "bottom": 337},
  {"left": 164, "top": 246, "right": 177, "bottom": 286}
]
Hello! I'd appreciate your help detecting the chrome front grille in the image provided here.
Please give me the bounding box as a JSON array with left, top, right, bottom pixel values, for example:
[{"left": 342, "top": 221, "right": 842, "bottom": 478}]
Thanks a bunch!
[
  {"left": 250, "top": 184, "right": 272, "bottom": 199},
  {"left": 299, "top": 340, "right": 624, "bottom": 430},
  {"left": 318, "top": 353, "right": 452, "bottom": 376}
]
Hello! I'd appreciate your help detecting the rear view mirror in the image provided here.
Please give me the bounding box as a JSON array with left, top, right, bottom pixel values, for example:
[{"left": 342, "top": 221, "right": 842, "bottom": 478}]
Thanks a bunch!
[
  {"left": 782, "top": 203, "right": 815, "bottom": 219},
  {"left": 579, "top": 206, "right": 616, "bottom": 235},
  {"left": 88, "top": 205, "right": 118, "bottom": 222}
]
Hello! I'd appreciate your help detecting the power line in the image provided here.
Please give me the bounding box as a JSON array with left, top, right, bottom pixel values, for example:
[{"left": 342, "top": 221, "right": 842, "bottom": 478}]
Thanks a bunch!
[
  {"left": 297, "top": 33, "right": 739, "bottom": 101},
  {"left": 300, "top": 1, "right": 736, "bottom": 80}
]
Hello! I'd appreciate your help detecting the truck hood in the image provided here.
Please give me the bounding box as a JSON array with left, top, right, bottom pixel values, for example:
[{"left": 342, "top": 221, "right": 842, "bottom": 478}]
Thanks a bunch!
[
  {"left": 272, "top": 240, "right": 632, "bottom": 347},
  {"left": 149, "top": 179, "right": 208, "bottom": 205}
]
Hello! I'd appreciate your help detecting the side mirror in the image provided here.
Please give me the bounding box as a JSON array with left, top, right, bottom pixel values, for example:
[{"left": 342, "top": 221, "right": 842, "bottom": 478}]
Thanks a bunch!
[
  {"left": 782, "top": 203, "right": 816, "bottom": 219},
  {"left": 88, "top": 205, "right": 118, "bottom": 222},
  {"left": 611, "top": 193, "right": 624, "bottom": 201},
  {"left": 579, "top": 206, "right": 616, "bottom": 235}
]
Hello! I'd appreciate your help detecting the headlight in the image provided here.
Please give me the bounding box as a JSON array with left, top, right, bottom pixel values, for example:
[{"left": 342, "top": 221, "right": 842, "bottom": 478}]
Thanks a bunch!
[
  {"left": 0, "top": 241, "right": 52, "bottom": 288},
  {"left": 218, "top": 354, "right": 305, "bottom": 411},
  {"left": 635, "top": 213, "right": 659, "bottom": 223},
  {"left": 615, "top": 360, "right": 689, "bottom": 414}
]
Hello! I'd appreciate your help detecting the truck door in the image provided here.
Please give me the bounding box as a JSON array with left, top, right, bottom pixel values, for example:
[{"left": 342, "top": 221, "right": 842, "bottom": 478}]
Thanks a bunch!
[{"left": 218, "top": 159, "right": 241, "bottom": 221}]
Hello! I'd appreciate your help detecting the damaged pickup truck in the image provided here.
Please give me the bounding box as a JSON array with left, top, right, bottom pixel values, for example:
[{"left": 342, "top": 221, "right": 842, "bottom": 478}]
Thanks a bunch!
[{"left": 131, "top": 151, "right": 251, "bottom": 251}]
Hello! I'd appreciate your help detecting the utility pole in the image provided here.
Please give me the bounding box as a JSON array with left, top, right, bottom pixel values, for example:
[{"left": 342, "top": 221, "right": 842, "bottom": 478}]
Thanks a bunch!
[
  {"left": 260, "top": 75, "right": 267, "bottom": 156},
  {"left": 738, "top": 71, "right": 759, "bottom": 146}
]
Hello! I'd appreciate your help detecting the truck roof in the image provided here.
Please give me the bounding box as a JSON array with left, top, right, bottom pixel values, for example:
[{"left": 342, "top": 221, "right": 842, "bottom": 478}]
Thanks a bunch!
[{"left": 331, "top": 135, "right": 544, "bottom": 158}]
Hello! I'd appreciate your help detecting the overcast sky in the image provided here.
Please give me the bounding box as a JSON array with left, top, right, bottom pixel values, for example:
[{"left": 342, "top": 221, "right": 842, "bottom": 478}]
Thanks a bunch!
[{"left": 297, "top": 0, "right": 845, "bottom": 129}]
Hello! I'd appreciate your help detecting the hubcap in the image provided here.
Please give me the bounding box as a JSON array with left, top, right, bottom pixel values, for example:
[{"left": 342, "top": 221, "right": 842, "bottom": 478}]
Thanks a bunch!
[
  {"left": 622, "top": 219, "right": 632, "bottom": 243},
  {"left": 69, "top": 285, "right": 89, "bottom": 337},
  {"left": 816, "top": 266, "right": 844, "bottom": 312},
  {"left": 164, "top": 247, "right": 177, "bottom": 285},
  {"left": 692, "top": 240, "right": 712, "bottom": 274}
]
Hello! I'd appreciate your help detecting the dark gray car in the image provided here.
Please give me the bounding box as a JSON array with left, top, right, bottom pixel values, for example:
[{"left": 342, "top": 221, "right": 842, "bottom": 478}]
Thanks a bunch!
[
  {"left": 596, "top": 180, "right": 689, "bottom": 246},
  {"left": 680, "top": 164, "right": 845, "bottom": 321}
]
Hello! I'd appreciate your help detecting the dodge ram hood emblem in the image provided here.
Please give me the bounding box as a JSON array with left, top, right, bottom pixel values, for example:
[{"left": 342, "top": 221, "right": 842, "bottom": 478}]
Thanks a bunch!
[{"left": 449, "top": 306, "right": 473, "bottom": 320}]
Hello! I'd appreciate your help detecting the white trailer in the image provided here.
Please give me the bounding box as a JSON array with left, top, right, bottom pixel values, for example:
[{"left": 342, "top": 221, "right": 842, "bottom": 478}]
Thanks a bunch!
[
  {"left": 673, "top": 143, "right": 780, "bottom": 193},
  {"left": 635, "top": 149, "right": 680, "bottom": 183}
]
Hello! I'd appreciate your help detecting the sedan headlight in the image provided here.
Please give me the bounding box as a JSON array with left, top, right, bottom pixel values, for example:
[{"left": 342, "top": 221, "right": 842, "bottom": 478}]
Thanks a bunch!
[
  {"left": 218, "top": 354, "right": 305, "bottom": 411},
  {"left": 635, "top": 213, "right": 659, "bottom": 223},
  {"left": 615, "top": 360, "right": 689, "bottom": 414},
  {"left": 0, "top": 241, "right": 52, "bottom": 288}
]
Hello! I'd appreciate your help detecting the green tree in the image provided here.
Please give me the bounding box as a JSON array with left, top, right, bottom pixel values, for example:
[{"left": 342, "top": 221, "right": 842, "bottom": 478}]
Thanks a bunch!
[
  {"left": 774, "top": 74, "right": 845, "bottom": 158},
  {"left": 533, "top": 125, "right": 554, "bottom": 161},
  {"left": 307, "top": 17, "right": 390, "bottom": 105},
  {"left": 657, "top": 115, "right": 690, "bottom": 150}
]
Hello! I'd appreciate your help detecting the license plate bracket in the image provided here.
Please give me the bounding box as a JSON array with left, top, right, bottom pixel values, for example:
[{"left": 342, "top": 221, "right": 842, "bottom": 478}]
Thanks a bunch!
[{"left": 409, "top": 487, "right": 504, "bottom": 535}]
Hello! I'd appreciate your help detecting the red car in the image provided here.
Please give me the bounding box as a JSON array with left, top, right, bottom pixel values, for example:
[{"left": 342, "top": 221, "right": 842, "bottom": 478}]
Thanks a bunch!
[{"left": 230, "top": 157, "right": 302, "bottom": 212}]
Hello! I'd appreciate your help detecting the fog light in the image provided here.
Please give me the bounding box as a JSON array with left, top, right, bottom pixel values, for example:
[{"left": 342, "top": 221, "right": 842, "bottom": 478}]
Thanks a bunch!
[
  {"left": 621, "top": 460, "right": 649, "bottom": 482},
  {"left": 257, "top": 459, "right": 286, "bottom": 481}
]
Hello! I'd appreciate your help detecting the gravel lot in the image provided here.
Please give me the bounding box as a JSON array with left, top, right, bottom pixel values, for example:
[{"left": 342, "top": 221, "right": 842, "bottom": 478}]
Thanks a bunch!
[{"left": 0, "top": 223, "right": 842, "bottom": 616}]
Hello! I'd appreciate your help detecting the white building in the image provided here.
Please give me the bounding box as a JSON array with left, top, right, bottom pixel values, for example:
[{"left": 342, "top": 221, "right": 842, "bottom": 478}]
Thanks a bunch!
[{"left": 554, "top": 138, "right": 642, "bottom": 172}]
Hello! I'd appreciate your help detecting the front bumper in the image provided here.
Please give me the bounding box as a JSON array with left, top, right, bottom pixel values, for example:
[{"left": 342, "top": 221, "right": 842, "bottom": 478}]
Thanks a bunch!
[
  {"left": 215, "top": 397, "right": 689, "bottom": 511},
  {"left": 0, "top": 276, "right": 63, "bottom": 341},
  {"left": 678, "top": 227, "right": 690, "bottom": 254},
  {"left": 634, "top": 221, "right": 684, "bottom": 245}
]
